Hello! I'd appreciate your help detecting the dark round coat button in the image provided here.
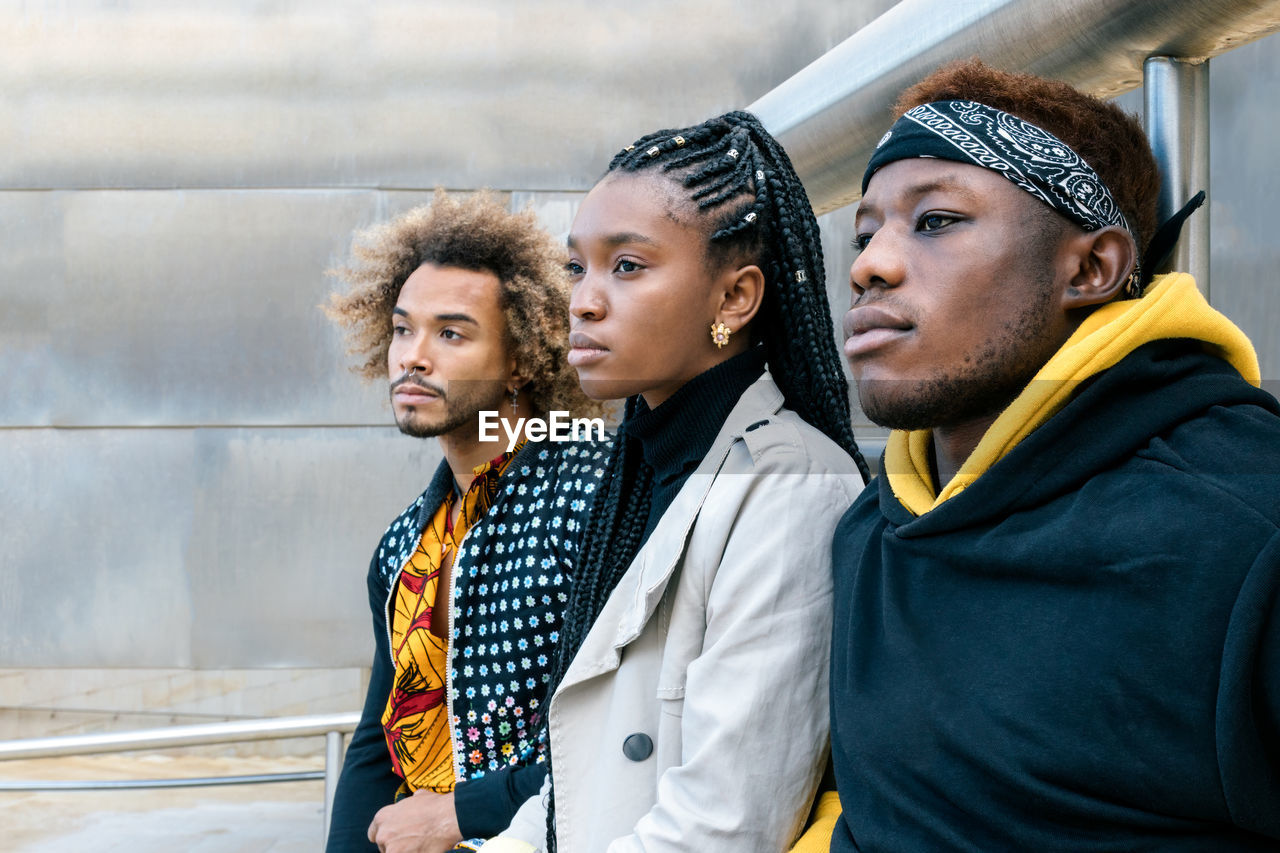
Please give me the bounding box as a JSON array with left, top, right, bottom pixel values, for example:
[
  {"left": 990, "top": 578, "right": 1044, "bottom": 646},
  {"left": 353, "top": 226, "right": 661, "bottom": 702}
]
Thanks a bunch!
[{"left": 622, "top": 733, "right": 653, "bottom": 761}]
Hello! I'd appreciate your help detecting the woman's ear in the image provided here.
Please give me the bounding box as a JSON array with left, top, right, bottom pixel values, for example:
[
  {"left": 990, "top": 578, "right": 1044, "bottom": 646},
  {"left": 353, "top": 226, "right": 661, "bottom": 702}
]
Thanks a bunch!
[
  {"left": 716, "top": 263, "right": 766, "bottom": 332},
  {"left": 1060, "top": 226, "right": 1138, "bottom": 310}
]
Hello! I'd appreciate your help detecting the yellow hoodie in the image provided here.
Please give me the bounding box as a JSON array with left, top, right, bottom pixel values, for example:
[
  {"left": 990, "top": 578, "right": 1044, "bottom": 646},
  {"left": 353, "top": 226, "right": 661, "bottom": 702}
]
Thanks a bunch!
[{"left": 885, "top": 273, "right": 1260, "bottom": 517}]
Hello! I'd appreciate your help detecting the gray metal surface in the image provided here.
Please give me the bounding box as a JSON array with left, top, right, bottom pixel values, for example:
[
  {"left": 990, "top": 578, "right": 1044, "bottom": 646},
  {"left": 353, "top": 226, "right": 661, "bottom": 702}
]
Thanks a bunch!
[
  {"left": 1145, "top": 57, "right": 1212, "bottom": 292},
  {"left": 0, "top": 189, "right": 438, "bottom": 428},
  {"left": 1098, "top": 43, "right": 1279, "bottom": 381},
  {"left": 1201, "top": 35, "right": 1280, "bottom": 381},
  {"left": 0, "top": 1, "right": 894, "bottom": 192},
  {"left": 750, "top": 0, "right": 1280, "bottom": 214},
  {"left": 0, "top": 427, "right": 441, "bottom": 668}
]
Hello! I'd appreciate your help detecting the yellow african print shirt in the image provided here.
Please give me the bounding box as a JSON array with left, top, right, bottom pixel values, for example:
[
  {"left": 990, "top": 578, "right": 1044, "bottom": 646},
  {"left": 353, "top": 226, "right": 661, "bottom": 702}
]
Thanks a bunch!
[{"left": 382, "top": 444, "right": 525, "bottom": 796}]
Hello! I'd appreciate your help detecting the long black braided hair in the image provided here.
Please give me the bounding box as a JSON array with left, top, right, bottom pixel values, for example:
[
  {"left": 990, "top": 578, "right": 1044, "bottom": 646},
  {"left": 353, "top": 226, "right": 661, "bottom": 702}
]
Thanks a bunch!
[{"left": 543, "top": 111, "right": 869, "bottom": 851}]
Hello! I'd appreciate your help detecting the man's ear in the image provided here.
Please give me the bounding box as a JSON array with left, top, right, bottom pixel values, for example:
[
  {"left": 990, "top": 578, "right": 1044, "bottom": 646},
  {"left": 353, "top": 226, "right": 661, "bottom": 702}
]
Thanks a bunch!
[
  {"left": 1061, "top": 226, "right": 1138, "bottom": 310},
  {"left": 717, "top": 263, "right": 766, "bottom": 332},
  {"left": 506, "top": 355, "right": 525, "bottom": 394}
]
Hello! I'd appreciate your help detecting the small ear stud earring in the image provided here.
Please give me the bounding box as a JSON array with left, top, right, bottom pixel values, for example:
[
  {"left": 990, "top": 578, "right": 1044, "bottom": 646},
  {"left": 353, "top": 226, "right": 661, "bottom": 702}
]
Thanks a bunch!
[
  {"left": 710, "top": 322, "right": 731, "bottom": 349},
  {"left": 1124, "top": 267, "right": 1143, "bottom": 298}
]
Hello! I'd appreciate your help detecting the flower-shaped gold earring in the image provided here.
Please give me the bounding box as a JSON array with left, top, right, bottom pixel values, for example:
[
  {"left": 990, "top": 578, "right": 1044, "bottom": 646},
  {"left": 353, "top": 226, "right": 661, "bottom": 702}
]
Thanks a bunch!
[{"left": 710, "top": 322, "right": 731, "bottom": 349}]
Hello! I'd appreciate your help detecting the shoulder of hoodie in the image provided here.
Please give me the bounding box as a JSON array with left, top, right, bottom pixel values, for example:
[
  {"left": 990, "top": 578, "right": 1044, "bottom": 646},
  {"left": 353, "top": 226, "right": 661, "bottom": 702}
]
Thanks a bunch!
[{"left": 1131, "top": 392, "right": 1280, "bottom": 530}]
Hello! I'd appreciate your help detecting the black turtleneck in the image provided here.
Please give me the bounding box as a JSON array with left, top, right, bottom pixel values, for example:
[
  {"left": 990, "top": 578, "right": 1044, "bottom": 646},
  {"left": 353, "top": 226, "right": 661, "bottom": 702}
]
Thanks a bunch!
[{"left": 623, "top": 346, "right": 767, "bottom": 548}]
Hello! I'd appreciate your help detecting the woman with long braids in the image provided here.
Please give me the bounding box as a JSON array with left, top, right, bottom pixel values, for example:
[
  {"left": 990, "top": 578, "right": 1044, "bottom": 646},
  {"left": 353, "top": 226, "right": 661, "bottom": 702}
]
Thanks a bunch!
[{"left": 479, "top": 111, "right": 869, "bottom": 853}]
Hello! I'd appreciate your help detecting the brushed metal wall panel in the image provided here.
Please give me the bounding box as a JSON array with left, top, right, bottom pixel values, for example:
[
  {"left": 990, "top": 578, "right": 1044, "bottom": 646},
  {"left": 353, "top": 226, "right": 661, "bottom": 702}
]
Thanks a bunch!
[
  {"left": 0, "top": 194, "right": 61, "bottom": 425},
  {"left": 0, "top": 1, "right": 892, "bottom": 192},
  {"left": 1207, "top": 36, "right": 1280, "bottom": 381},
  {"left": 0, "top": 429, "right": 198, "bottom": 667},
  {"left": 0, "top": 426, "right": 443, "bottom": 668},
  {"left": 183, "top": 426, "right": 443, "bottom": 669},
  {"left": 510, "top": 192, "right": 582, "bottom": 245},
  {"left": 0, "top": 189, "right": 449, "bottom": 427}
]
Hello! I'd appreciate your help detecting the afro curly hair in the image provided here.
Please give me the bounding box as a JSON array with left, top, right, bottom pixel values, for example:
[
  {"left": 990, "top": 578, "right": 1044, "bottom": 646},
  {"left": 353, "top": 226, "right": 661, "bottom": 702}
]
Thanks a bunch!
[
  {"left": 895, "top": 58, "right": 1161, "bottom": 257},
  {"left": 326, "top": 190, "right": 604, "bottom": 420}
]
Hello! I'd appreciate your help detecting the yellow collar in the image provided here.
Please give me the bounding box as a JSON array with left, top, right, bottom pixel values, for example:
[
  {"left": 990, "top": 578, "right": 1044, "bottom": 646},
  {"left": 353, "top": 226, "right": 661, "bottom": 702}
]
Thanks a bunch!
[{"left": 885, "top": 273, "right": 1260, "bottom": 516}]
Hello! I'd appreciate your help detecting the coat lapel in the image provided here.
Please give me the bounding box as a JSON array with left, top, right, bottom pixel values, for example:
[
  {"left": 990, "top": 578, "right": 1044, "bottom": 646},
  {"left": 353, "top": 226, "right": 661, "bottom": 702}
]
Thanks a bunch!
[{"left": 555, "top": 374, "right": 785, "bottom": 693}]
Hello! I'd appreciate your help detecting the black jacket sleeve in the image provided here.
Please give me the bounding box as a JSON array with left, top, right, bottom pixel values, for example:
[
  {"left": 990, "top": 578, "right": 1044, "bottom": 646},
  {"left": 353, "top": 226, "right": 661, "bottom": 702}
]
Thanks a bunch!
[
  {"left": 324, "top": 553, "right": 402, "bottom": 853},
  {"left": 454, "top": 762, "right": 548, "bottom": 839}
]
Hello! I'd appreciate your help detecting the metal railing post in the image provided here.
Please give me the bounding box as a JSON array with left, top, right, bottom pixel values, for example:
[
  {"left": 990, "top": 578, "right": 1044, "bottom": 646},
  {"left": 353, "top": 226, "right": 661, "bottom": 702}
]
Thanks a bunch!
[
  {"left": 323, "top": 729, "right": 345, "bottom": 841},
  {"left": 1143, "top": 56, "right": 1212, "bottom": 297}
]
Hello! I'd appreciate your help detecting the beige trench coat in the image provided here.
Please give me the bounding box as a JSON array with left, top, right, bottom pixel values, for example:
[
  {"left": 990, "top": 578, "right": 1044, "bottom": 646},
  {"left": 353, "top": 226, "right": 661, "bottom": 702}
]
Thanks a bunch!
[{"left": 484, "top": 373, "right": 865, "bottom": 853}]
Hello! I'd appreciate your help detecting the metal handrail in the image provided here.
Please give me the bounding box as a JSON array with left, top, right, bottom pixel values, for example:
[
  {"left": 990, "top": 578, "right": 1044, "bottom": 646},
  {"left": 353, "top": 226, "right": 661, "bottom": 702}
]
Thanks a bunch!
[
  {"left": 0, "top": 712, "right": 360, "bottom": 839},
  {"left": 0, "top": 712, "right": 359, "bottom": 760},
  {"left": 0, "top": 771, "right": 326, "bottom": 791},
  {"left": 750, "top": 0, "right": 1280, "bottom": 215}
]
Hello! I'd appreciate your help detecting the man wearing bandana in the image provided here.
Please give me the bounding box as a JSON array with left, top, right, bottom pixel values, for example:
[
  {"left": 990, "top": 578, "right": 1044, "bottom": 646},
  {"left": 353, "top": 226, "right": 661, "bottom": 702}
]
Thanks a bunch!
[{"left": 827, "top": 60, "right": 1280, "bottom": 850}]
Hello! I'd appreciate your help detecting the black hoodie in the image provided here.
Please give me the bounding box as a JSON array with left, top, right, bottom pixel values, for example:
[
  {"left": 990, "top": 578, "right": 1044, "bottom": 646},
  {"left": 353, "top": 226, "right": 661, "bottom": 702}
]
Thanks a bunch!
[{"left": 831, "top": 340, "right": 1280, "bottom": 851}]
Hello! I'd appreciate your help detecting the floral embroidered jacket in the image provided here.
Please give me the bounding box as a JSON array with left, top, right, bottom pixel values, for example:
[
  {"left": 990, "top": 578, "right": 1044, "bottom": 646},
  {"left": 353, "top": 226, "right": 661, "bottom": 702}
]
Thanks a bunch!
[{"left": 326, "top": 437, "right": 611, "bottom": 851}]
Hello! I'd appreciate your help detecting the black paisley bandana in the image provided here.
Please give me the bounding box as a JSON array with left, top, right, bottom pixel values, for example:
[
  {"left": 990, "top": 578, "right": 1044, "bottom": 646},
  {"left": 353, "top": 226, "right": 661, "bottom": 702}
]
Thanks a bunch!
[{"left": 864, "top": 100, "right": 1143, "bottom": 295}]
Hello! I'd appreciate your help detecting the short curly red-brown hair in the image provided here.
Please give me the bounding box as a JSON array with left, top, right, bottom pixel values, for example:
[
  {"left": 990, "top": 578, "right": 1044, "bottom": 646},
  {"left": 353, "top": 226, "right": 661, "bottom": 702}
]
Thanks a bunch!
[
  {"left": 326, "top": 190, "right": 604, "bottom": 419},
  {"left": 895, "top": 59, "right": 1160, "bottom": 255}
]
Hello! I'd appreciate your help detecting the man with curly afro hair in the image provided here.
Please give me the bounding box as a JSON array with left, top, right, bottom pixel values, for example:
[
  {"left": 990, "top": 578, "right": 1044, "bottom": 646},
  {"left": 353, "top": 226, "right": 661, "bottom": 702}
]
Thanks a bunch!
[
  {"left": 825, "top": 60, "right": 1280, "bottom": 850},
  {"left": 324, "top": 191, "right": 611, "bottom": 853}
]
